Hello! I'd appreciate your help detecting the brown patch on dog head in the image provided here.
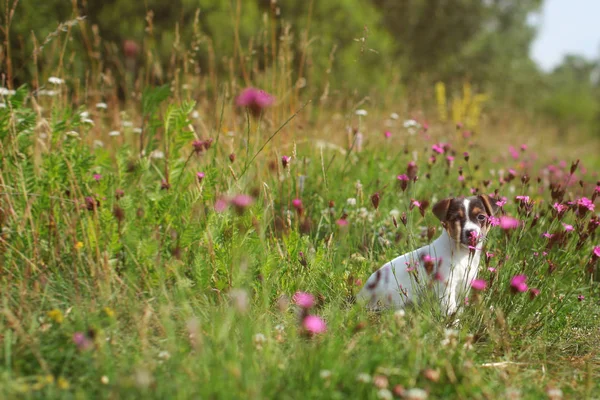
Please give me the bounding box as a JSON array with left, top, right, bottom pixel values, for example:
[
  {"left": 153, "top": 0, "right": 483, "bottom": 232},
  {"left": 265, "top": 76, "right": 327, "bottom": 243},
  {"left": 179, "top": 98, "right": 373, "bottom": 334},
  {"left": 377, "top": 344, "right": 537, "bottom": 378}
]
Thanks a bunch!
[
  {"left": 468, "top": 195, "right": 497, "bottom": 236},
  {"left": 478, "top": 194, "right": 499, "bottom": 217},
  {"left": 433, "top": 197, "right": 466, "bottom": 244}
]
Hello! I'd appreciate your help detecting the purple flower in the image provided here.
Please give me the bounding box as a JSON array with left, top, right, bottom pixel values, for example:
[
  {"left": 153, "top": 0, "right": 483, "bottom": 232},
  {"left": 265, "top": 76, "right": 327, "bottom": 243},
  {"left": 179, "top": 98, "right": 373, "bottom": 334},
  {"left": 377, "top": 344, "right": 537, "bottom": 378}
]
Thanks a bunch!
[
  {"left": 302, "top": 315, "right": 327, "bottom": 334},
  {"left": 562, "top": 223, "right": 574, "bottom": 232},
  {"left": 230, "top": 194, "right": 254, "bottom": 210},
  {"left": 236, "top": 88, "right": 273, "bottom": 117},
  {"left": 293, "top": 292, "right": 315, "bottom": 309},
  {"left": 578, "top": 294, "right": 585, "bottom": 302},
  {"left": 384, "top": 131, "right": 392, "bottom": 138},
  {"left": 593, "top": 246, "right": 600, "bottom": 259},
  {"left": 214, "top": 197, "right": 228, "bottom": 213},
  {"left": 93, "top": 174, "right": 102, "bottom": 181},
  {"left": 281, "top": 155, "right": 291, "bottom": 168},
  {"left": 510, "top": 275, "right": 528, "bottom": 293},
  {"left": 336, "top": 219, "right": 349, "bottom": 227},
  {"left": 471, "top": 279, "right": 487, "bottom": 291},
  {"left": 577, "top": 197, "right": 594, "bottom": 212},
  {"left": 196, "top": 172, "right": 205, "bottom": 183},
  {"left": 432, "top": 144, "right": 445, "bottom": 154}
]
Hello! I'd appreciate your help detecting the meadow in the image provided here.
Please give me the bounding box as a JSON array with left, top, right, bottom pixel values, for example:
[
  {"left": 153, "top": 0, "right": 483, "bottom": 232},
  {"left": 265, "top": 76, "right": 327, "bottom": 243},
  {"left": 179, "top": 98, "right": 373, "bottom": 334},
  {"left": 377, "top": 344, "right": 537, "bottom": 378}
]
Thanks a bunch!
[{"left": 1, "top": 8, "right": 600, "bottom": 400}]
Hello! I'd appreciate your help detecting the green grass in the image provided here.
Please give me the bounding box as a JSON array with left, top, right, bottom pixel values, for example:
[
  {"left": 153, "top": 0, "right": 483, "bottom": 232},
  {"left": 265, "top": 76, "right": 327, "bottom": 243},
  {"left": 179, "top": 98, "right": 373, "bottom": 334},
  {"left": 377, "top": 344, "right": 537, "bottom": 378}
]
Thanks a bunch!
[{"left": 1, "top": 83, "right": 599, "bottom": 400}]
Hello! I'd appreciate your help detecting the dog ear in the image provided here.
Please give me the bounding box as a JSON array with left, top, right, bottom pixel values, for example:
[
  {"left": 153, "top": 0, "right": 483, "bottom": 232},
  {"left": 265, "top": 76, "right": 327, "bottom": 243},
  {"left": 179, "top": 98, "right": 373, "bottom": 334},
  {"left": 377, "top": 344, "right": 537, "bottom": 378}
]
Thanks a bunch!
[
  {"left": 478, "top": 194, "right": 499, "bottom": 216},
  {"left": 432, "top": 198, "right": 453, "bottom": 222}
]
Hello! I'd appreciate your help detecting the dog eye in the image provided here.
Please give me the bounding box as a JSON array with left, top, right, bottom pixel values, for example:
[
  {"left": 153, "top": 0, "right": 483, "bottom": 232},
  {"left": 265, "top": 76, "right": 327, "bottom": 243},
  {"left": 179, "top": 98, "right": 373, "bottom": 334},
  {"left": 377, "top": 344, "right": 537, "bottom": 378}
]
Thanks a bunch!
[{"left": 477, "top": 214, "right": 487, "bottom": 222}]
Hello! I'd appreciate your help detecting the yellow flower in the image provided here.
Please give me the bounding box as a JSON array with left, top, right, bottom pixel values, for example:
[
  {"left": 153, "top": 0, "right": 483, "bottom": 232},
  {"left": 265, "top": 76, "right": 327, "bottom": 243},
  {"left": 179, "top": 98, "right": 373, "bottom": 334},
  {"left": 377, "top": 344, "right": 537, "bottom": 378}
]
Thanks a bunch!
[
  {"left": 47, "top": 309, "right": 64, "bottom": 324},
  {"left": 103, "top": 307, "right": 115, "bottom": 318},
  {"left": 75, "top": 241, "right": 84, "bottom": 250},
  {"left": 57, "top": 377, "right": 69, "bottom": 389}
]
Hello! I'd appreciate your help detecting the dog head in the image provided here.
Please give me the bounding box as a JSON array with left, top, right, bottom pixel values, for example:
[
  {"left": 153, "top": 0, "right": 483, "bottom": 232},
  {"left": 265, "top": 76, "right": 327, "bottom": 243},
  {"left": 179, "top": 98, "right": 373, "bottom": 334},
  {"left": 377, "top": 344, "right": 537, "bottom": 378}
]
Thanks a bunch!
[{"left": 432, "top": 195, "right": 499, "bottom": 247}]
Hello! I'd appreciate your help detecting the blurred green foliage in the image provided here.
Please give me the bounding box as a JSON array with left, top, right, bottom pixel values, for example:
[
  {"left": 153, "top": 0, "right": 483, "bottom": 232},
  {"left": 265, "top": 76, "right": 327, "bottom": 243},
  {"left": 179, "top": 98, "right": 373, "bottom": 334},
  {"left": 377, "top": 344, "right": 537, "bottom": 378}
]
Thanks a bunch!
[{"left": 3, "top": 0, "right": 600, "bottom": 134}]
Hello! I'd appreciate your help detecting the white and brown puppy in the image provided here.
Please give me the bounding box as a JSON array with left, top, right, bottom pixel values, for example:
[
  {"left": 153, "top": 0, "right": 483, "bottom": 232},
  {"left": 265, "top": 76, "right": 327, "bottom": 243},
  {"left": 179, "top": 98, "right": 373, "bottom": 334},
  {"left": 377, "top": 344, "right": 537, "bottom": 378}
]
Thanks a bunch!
[{"left": 357, "top": 195, "right": 499, "bottom": 315}]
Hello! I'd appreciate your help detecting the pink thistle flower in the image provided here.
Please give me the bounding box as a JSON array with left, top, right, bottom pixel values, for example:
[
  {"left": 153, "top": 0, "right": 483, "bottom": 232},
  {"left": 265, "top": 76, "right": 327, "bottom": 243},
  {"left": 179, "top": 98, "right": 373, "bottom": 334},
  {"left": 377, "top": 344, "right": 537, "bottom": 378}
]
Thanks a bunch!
[
  {"left": 93, "top": 174, "right": 102, "bottom": 181},
  {"left": 471, "top": 279, "right": 487, "bottom": 291},
  {"left": 577, "top": 294, "right": 585, "bottom": 302},
  {"left": 214, "top": 197, "right": 228, "bottom": 213},
  {"left": 499, "top": 216, "right": 520, "bottom": 230},
  {"left": 293, "top": 292, "right": 315, "bottom": 309},
  {"left": 303, "top": 315, "right": 327, "bottom": 334},
  {"left": 520, "top": 144, "right": 527, "bottom": 151},
  {"left": 529, "top": 288, "right": 540, "bottom": 299},
  {"left": 281, "top": 155, "right": 291, "bottom": 168},
  {"left": 458, "top": 175, "right": 465, "bottom": 182},
  {"left": 384, "top": 131, "right": 392, "bottom": 138},
  {"left": 510, "top": 275, "right": 528, "bottom": 293},
  {"left": 231, "top": 194, "right": 253, "bottom": 208},
  {"left": 562, "top": 223, "right": 574, "bottom": 232},
  {"left": 336, "top": 219, "right": 349, "bottom": 227},
  {"left": 72, "top": 332, "right": 93, "bottom": 351},
  {"left": 292, "top": 198, "right": 303, "bottom": 210},
  {"left": 432, "top": 143, "right": 445, "bottom": 154},
  {"left": 196, "top": 172, "right": 205, "bottom": 183},
  {"left": 236, "top": 88, "right": 273, "bottom": 117},
  {"left": 397, "top": 174, "right": 409, "bottom": 182},
  {"left": 463, "top": 151, "right": 470, "bottom": 161}
]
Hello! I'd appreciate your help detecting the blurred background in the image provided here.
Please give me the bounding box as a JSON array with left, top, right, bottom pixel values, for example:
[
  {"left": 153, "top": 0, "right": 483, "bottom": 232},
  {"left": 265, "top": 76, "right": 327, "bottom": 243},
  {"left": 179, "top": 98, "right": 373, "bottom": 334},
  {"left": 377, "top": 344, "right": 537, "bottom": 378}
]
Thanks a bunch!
[{"left": 2, "top": 0, "right": 600, "bottom": 139}]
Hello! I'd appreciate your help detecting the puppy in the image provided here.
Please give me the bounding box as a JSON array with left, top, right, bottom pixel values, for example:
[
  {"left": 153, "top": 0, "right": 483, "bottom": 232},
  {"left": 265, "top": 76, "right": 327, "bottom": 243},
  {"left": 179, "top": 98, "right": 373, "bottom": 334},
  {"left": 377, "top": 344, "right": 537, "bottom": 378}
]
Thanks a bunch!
[{"left": 357, "top": 195, "right": 499, "bottom": 315}]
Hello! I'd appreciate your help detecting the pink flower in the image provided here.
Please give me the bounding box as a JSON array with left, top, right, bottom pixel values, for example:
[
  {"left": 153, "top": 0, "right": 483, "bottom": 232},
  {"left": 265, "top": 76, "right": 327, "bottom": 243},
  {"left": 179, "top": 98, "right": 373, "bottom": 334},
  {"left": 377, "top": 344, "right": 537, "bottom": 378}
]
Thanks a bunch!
[
  {"left": 471, "top": 279, "right": 487, "bottom": 291},
  {"left": 231, "top": 194, "right": 254, "bottom": 209},
  {"left": 384, "top": 131, "right": 392, "bottom": 138},
  {"left": 93, "top": 174, "right": 102, "bottom": 181},
  {"left": 488, "top": 216, "right": 500, "bottom": 227},
  {"left": 499, "top": 216, "right": 520, "bottom": 230},
  {"left": 214, "top": 197, "right": 228, "bottom": 213},
  {"left": 542, "top": 232, "right": 554, "bottom": 239},
  {"left": 293, "top": 291, "right": 315, "bottom": 309},
  {"left": 510, "top": 275, "right": 528, "bottom": 293},
  {"left": 529, "top": 288, "right": 540, "bottom": 299},
  {"left": 303, "top": 315, "right": 327, "bottom": 334},
  {"left": 577, "top": 197, "right": 594, "bottom": 212},
  {"left": 458, "top": 175, "right": 465, "bottom": 182},
  {"left": 515, "top": 195, "right": 530, "bottom": 203},
  {"left": 196, "top": 172, "right": 205, "bottom": 182},
  {"left": 432, "top": 144, "right": 445, "bottom": 154},
  {"left": 593, "top": 246, "right": 600, "bottom": 258},
  {"left": 562, "top": 223, "right": 574, "bottom": 232},
  {"left": 411, "top": 200, "right": 421, "bottom": 208},
  {"left": 520, "top": 144, "right": 528, "bottom": 151},
  {"left": 336, "top": 219, "right": 348, "bottom": 227},
  {"left": 72, "top": 332, "right": 93, "bottom": 351},
  {"left": 236, "top": 88, "right": 274, "bottom": 117},
  {"left": 577, "top": 295, "right": 585, "bottom": 302},
  {"left": 292, "top": 198, "right": 303, "bottom": 210},
  {"left": 488, "top": 267, "right": 497, "bottom": 273},
  {"left": 397, "top": 174, "right": 409, "bottom": 182},
  {"left": 281, "top": 155, "right": 291, "bottom": 168},
  {"left": 495, "top": 199, "right": 507, "bottom": 207},
  {"left": 553, "top": 203, "right": 568, "bottom": 213},
  {"left": 508, "top": 146, "right": 519, "bottom": 160}
]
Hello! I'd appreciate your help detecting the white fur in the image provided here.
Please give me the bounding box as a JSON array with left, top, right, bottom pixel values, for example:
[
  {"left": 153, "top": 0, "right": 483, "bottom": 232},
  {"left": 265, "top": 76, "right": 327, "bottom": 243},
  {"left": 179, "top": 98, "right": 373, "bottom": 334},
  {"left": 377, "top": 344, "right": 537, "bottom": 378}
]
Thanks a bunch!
[{"left": 357, "top": 201, "right": 483, "bottom": 315}]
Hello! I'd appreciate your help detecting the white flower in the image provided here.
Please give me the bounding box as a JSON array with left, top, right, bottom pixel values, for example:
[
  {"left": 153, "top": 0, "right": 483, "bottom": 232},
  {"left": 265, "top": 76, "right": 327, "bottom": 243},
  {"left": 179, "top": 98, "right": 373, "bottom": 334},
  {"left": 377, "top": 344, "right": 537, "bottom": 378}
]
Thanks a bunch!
[
  {"left": 319, "top": 370, "right": 332, "bottom": 380},
  {"left": 230, "top": 289, "right": 249, "bottom": 313},
  {"left": 253, "top": 333, "right": 266, "bottom": 349},
  {"left": 65, "top": 131, "right": 79, "bottom": 138},
  {"left": 150, "top": 150, "right": 165, "bottom": 159},
  {"left": 39, "top": 133, "right": 48, "bottom": 139},
  {"left": 390, "top": 112, "right": 399, "bottom": 120},
  {"left": 389, "top": 209, "right": 400, "bottom": 218},
  {"left": 48, "top": 76, "right": 64, "bottom": 85},
  {"left": 157, "top": 350, "right": 171, "bottom": 360},
  {"left": 347, "top": 198, "right": 357, "bottom": 206},
  {"left": 100, "top": 376, "right": 109, "bottom": 385},
  {"left": 405, "top": 388, "right": 428, "bottom": 400},
  {"left": 191, "top": 110, "right": 200, "bottom": 119},
  {"left": 403, "top": 119, "right": 419, "bottom": 128},
  {"left": 80, "top": 111, "right": 90, "bottom": 118},
  {"left": 394, "top": 309, "right": 406, "bottom": 319},
  {"left": 377, "top": 389, "right": 393, "bottom": 400},
  {"left": 93, "top": 140, "right": 104, "bottom": 148},
  {"left": 356, "top": 373, "right": 371, "bottom": 383},
  {"left": 109, "top": 130, "right": 121, "bottom": 137},
  {"left": 133, "top": 127, "right": 143, "bottom": 134},
  {"left": 38, "top": 89, "right": 57, "bottom": 97},
  {"left": 0, "top": 102, "right": 5, "bottom": 108},
  {"left": 82, "top": 118, "right": 95, "bottom": 125},
  {"left": 355, "top": 109, "right": 368, "bottom": 116},
  {"left": 96, "top": 102, "right": 108, "bottom": 110},
  {"left": 546, "top": 387, "right": 563, "bottom": 400},
  {"left": 122, "top": 121, "right": 133, "bottom": 127},
  {"left": 274, "top": 324, "right": 285, "bottom": 332}
]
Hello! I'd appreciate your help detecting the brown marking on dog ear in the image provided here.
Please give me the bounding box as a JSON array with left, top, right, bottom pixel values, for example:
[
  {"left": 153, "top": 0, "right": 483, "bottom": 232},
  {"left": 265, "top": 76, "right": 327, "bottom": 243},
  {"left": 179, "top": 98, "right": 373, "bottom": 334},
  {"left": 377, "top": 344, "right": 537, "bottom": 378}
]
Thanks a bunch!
[
  {"left": 432, "top": 198, "right": 453, "bottom": 222},
  {"left": 478, "top": 194, "right": 499, "bottom": 216}
]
